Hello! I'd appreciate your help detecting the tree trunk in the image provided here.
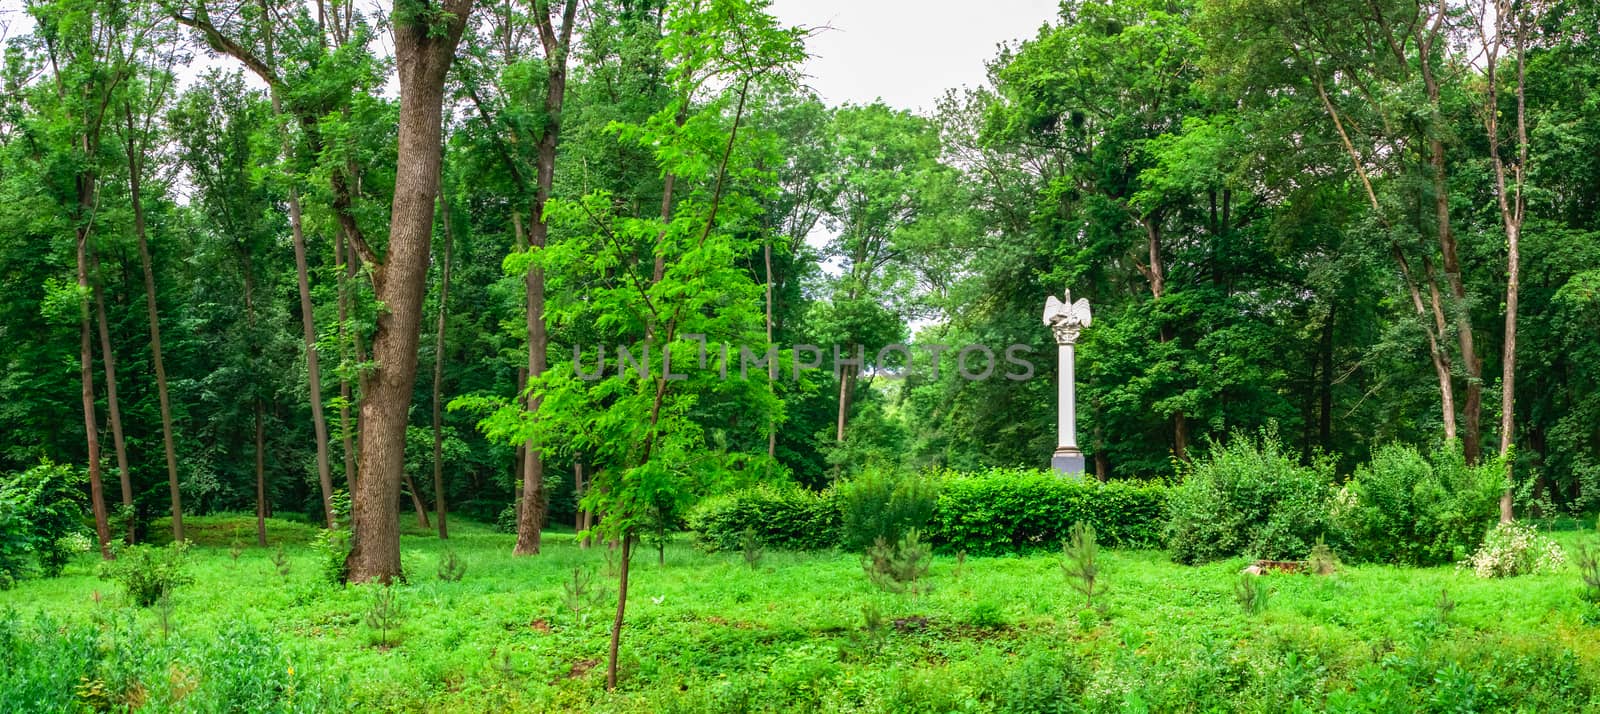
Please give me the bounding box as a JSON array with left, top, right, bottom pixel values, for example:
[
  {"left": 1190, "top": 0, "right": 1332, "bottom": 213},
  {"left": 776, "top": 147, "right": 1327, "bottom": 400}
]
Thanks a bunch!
[
  {"left": 1489, "top": 13, "right": 1530, "bottom": 523},
  {"left": 405, "top": 473, "right": 431, "bottom": 529},
  {"left": 90, "top": 247, "right": 133, "bottom": 541},
  {"left": 126, "top": 110, "right": 184, "bottom": 543},
  {"left": 346, "top": 0, "right": 470, "bottom": 583},
  {"left": 77, "top": 224, "right": 112, "bottom": 559},
  {"left": 765, "top": 240, "right": 777, "bottom": 464},
  {"left": 246, "top": 258, "right": 268, "bottom": 548},
  {"left": 607, "top": 532, "right": 633, "bottom": 690},
  {"left": 255, "top": 400, "right": 268, "bottom": 547},
  {"left": 432, "top": 190, "right": 455, "bottom": 539},
  {"left": 335, "top": 232, "right": 358, "bottom": 496},
  {"left": 1419, "top": 34, "right": 1483, "bottom": 464},
  {"left": 515, "top": 0, "right": 578, "bottom": 556},
  {"left": 835, "top": 365, "right": 853, "bottom": 444}
]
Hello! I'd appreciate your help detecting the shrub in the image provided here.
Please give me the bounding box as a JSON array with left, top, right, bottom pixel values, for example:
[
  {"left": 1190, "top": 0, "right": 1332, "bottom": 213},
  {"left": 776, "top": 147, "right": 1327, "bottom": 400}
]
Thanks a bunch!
[
  {"left": 495, "top": 502, "right": 518, "bottom": 534},
  {"left": 838, "top": 467, "right": 940, "bottom": 551},
  {"left": 1463, "top": 521, "right": 1565, "bottom": 578},
  {"left": 687, "top": 484, "right": 841, "bottom": 552},
  {"left": 1330, "top": 442, "right": 1504, "bottom": 565},
  {"left": 689, "top": 468, "right": 1168, "bottom": 555},
  {"left": 0, "top": 459, "right": 89, "bottom": 584},
  {"left": 930, "top": 469, "right": 1167, "bottom": 554},
  {"left": 1165, "top": 431, "right": 1332, "bottom": 564},
  {"left": 311, "top": 527, "right": 351, "bottom": 586},
  {"left": 98, "top": 542, "right": 194, "bottom": 607}
]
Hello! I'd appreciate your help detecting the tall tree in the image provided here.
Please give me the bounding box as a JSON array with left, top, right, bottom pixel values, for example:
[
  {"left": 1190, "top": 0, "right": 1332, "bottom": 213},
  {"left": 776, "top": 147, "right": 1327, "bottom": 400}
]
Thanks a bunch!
[
  {"left": 344, "top": 0, "right": 473, "bottom": 583},
  {"left": 122, "top": 64, "right": 186, "bottom": 541}
]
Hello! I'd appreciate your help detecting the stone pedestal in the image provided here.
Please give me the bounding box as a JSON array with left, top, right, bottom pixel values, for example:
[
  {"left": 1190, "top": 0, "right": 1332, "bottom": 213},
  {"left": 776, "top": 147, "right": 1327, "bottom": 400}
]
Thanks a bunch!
[{"left": 1051, "top": 448, "right": 1086, "bottom": 477}]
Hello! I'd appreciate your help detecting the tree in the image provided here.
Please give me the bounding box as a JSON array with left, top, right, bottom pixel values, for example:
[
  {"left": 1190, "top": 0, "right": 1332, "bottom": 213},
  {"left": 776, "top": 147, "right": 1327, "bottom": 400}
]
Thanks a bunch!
[{"left": 344, "top": 0, "right": 474, "bottom": 583}]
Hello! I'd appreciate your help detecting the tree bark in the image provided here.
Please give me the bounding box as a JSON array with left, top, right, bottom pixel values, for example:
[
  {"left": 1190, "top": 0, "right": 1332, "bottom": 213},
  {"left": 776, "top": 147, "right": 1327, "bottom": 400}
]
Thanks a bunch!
[
  {"left": 345, "top": 0, "right": 471, "bottom": 583},
  {"left": 255, "top": 401, "right": 268, "bottom": 546},
  {"left": 515, "top": 0, "right": 579, "bottom": 557},
  {"left": 1418, "top": 22, "right": 1483, "bottom": 463},
  {"left": 1484, "top": 4, "right": 1530, "bottom": 523},
  {"left": 125, "top": 107, "right": 184, "bottom": 543},
  {"left": 406, "top": 473, "right": 431, "bottom": 529},
  {"left": 607, "top": 532, "right": 632, "bottom": 690},
  {"left": 764, "top": 240, "right": 777, "bottom": 464},
  {"left": 90, "top": 247, "right": 133, "bottom": 542},
  {"left": 432, "top": 189, "right": 455, "bottom": 539},
  {"left": 77, "top": 223, "right": 113, "bottom": 559},
  {"left": 335, "top": 232, "right": 359, "bottom": 495}
]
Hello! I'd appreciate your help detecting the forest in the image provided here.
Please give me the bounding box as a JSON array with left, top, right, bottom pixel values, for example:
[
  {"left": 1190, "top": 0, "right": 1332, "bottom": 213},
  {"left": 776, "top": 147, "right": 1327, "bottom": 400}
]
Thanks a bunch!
[{"left": 2, "top": 0, "right": 1600, "bottom": 710}]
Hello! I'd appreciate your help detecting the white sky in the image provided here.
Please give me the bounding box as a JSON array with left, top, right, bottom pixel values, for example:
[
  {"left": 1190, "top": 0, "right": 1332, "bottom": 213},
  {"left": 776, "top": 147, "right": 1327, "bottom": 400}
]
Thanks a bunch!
[
  {"left": 768, "top": 0, "right": 1059, "bottom": 112},
  {"left": 2, "top": 0, "right": 1060, "bottom": 113}
]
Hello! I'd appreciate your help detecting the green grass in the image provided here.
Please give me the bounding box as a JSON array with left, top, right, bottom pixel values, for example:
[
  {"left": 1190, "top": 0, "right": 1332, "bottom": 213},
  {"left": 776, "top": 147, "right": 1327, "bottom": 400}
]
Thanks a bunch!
[{"left": 4, "top": 519, "right": 1600, "bottom": 712}]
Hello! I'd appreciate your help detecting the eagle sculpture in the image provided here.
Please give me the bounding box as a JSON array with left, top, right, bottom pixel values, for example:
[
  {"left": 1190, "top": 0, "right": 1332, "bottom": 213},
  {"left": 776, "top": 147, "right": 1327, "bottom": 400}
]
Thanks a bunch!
[{"left": 1043, "top": 291, "right": 1092, "bottom": 338}]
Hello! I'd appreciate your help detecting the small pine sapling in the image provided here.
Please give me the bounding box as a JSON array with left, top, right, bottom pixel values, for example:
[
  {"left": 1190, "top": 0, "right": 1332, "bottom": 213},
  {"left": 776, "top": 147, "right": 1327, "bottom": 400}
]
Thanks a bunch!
[
  {"left": 366, "top": 585, "right": 404, "bottom": 648},
  {"left": 1307, "top": 536, "right": 1340, "bottom": 576},
  {"left": 437, "top": 548, "right": 467, "bottom": 582},
  {"left": 1578, "top": 543, "right": 1600, "bottom": 603},
  {"left": 561, "top": 566, "right": 607, "bottom": 627},
  {"left": 1060, "top": 521, "right": 1106, "bottom": 608},
  {"left": 1436, "top": 588, "right": 1456, "bottom": 625},
  {"left": 270, "top": 543, "right": 292, "bottom": 583},
  {"left": 740, "top": 527, "right": 764, "bottom": 570},
  {"left": 1235, "top": 574, "right": 1268, "bottom": 615},
  {"left": 863, "top": 528, "right": 931, "bottom": 595}
]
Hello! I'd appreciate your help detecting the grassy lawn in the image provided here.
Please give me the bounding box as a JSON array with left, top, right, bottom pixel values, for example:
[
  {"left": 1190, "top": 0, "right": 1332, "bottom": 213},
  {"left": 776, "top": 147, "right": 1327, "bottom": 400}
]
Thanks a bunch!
[{"left": 4, "top": 515, "right": 1599, "bottom": 712}]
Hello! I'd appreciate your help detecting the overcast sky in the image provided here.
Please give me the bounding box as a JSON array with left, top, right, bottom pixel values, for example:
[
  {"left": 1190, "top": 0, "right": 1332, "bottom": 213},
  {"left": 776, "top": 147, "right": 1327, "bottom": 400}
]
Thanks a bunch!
[
  {"left": 1, "top": 0, "right": 1061, "bottom": 111},
  {"left": 768, "top": 0, "right": 1060, "bottom": 112}
]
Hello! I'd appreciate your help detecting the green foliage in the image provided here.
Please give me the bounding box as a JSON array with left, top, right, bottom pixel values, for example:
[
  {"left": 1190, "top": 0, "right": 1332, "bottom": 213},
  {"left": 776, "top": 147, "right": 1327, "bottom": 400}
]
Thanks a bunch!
[
  {"left": 561, "top": 566, "right": 608, "bottom": 628},
  {"left": 97, "top": 542, "right": 195, "bottom": 607},
  {"left": 1577, "top": 542, "right": 1600, "bottom": 604},
  {"left": 271, "top": 544, "right": 293, "bottom": 583},
  {"left": 931, "top": 469, "right": 1168, "bottom": 554},
  {"left": 691, "top": 467, "right": 1169, "bottom": 555},
  {"left": 1308, "top": 536, "right": 1341, "bottom": 576},
  {"left": 0, "top": 459, "right": 88, "bottom": 585},
  {"left": 436, "top": 548, "right": 466, "bottom": 582},
  {"left": 738, "top": 527, "right": 763, "bottom": 570},
  {"left": 687, "top": 485, "right": 841, "bottom": 552},
  {"left": 1165, "top": 431, "right": 1333, "bottom": 564},
  {"left": 838, "top": 467, "right": 940, "bottom": 551},
  {"left": 1234, "top": 574, "right": 1268, "bottom": 615},
  {"left": 994, "top": 651, "right": 1083, "bottom": 714},
  {"left": 365, "top": 585, "right": 404, "bottom": 648},
  {"left": 1330, "top": 443, "right": 1504, "bottom": 565},
  {"left": 1060, "top": 521, "right": 1105, "bottom": 608},
  {"left": 310, "top": 527, "right": 351, "bottom": 587},
  {"left": 861, "top": 528, "right": 931, "bottom": 595}
]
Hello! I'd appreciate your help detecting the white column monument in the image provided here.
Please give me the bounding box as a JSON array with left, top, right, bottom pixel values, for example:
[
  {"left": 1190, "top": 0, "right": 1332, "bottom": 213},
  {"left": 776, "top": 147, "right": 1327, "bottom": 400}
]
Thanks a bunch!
[{"left": 1043, "top": 290, "right": 1092, "bottom": 477}]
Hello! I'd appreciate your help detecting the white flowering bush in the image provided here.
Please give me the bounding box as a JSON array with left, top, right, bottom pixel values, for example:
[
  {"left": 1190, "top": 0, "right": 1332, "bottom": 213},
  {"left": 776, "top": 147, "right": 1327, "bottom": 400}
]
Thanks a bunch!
[{"left": 1462, "top": 521, "right": 1565, "bottom": 578}]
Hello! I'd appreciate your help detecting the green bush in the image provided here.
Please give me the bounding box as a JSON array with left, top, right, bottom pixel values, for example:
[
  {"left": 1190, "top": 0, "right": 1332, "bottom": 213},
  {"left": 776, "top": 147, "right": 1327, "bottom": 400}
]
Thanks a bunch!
[
  {"left": 97, "top": 542, "right": 195, "bottom": 607},
  {"left": 688, "top": 484, "right": 842, "bottom": 552},
  {"left": 1165, "top": 430, "right": 1333, "bottom": 564},
  {"left": 689, "top": 468, "right": 1166, "bottom": 555},
  {"left": 838, "top": 467, "right": 940, "bottom": 550},
  {"left": 0, "top": 459, "right": 89, "bottom": 586},
  {"left": 1330, "top": 442, "right": 1505, "bottom": 565},
  {"left": 931, "top": 469, "right": 1167, "bottom": 554}
]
